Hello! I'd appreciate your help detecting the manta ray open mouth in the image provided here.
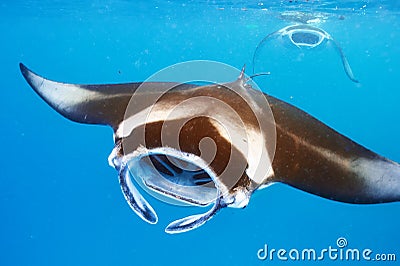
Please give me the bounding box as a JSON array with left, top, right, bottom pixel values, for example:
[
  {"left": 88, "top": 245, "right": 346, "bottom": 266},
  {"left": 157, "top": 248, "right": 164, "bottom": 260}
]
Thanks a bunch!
[
  {"left": 109, "top": 143, "right": 230, "bottom": 234},
  {"left": 127, "top": 146, "right": 218, "bottom": 207},
  {"left": 290, "top": 31, "right": 322, "bottom": 46}
]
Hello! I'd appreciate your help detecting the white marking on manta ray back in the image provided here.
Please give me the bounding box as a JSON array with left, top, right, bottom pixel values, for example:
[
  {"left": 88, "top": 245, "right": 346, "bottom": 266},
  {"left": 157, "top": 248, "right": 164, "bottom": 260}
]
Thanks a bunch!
[
  {"left": 210, "top": 119, "right": 274, "bottom": 185},
  {"left": 279, "top": 124, "right": 350, "bottom": 166},
  {"left": 117, "top": 95, "right": 275, "bottom": 187},
  {"left": 352, "top": 158, "right": 400, "bottom": 199},
  {"left": 26, "top": 69, "right": 103, "bottom": 111},
  {"left": 116, "top": 100, "right": 210, "bottom": 138}
]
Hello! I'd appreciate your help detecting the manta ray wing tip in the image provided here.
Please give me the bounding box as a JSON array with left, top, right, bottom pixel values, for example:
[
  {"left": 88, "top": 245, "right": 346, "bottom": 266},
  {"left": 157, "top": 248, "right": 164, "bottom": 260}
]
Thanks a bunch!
[{"left": 19, "top": 63, "right": 31, "bottom": 79}]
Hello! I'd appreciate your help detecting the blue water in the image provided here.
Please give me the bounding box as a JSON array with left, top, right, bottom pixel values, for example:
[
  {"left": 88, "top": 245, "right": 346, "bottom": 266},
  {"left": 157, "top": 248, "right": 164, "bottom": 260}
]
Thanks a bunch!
[{"left": 1, "top": 1, "right": 400, "bottom": 265}]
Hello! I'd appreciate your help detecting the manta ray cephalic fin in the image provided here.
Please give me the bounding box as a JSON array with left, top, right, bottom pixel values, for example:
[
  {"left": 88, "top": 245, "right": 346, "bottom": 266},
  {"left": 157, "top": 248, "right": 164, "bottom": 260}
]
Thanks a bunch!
[
  {"left": 165, "top": 195, "right": 226, "bottom": 234},
  {"left": 119, "top": 164, "right": 158, "bottom": 224}
]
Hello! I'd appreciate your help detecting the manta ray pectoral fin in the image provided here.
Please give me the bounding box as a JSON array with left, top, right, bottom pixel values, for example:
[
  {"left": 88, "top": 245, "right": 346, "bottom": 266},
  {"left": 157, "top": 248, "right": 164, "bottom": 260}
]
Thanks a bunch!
[
  {"left": 165, "top": 195, "right": 226, "bottom": 234},
  {"left": 20, "top": 63, "right": 200, "bottom": 129},
  {"left": 330, "top": 39, "right": 359, "bottom": 83},
  {"left": 19, "top": 63, "right": 143, "bottom": 128},
  {"left": 252, "top": 30, "right": 281, "bottom": 74},
  {"left": 119, "top": 165, "right": 158, "bottom": 224}
]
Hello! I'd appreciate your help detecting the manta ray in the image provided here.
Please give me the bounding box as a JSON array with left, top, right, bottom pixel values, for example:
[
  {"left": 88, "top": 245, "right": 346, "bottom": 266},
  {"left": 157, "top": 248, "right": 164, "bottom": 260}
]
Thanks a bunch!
[
  {"left": 20, "top": 62, "right": 400, "bottom": 234},
  {"left": 252, "top": 24, "right": 359, "bottom": 83}
]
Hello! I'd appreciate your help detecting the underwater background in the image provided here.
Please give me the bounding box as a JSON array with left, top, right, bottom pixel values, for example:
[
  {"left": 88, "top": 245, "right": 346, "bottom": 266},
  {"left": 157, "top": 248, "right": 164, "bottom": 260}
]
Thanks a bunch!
[{"left": 1, "top": 0, "right": 400, "bottom": 265}]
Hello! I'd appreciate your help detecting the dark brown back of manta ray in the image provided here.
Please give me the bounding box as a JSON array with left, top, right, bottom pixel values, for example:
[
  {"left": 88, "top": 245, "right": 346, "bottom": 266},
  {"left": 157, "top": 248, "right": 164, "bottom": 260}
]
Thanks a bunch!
[{"left": 265, "top": 95, "right": 400, "bottom": 204}]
